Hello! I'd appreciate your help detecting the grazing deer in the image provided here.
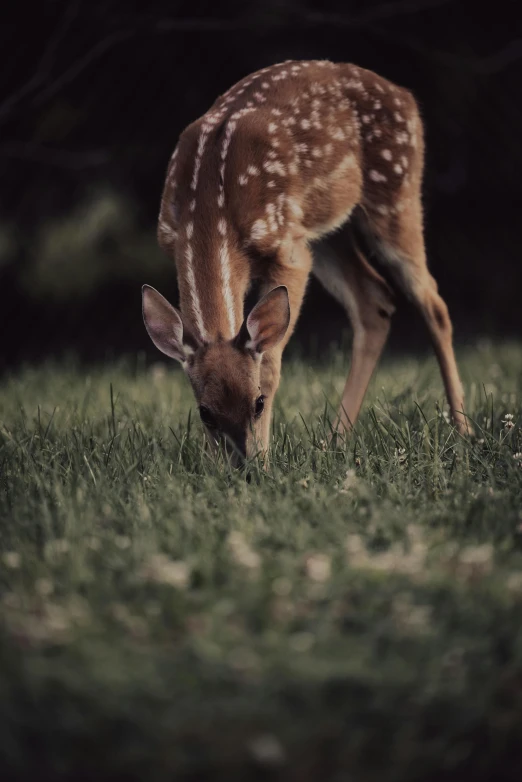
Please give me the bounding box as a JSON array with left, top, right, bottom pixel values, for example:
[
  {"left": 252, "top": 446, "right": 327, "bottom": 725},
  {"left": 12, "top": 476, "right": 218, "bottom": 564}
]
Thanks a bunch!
[{"left": 142, "top": 59, "right": 470, "bottom": 463}]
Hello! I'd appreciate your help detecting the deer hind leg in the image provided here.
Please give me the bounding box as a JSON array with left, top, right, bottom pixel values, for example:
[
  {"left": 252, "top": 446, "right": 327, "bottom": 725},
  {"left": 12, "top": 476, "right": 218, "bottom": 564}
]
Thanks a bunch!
[
  {"left": 313, "top": 227, "right": 396, "bottom": 434},
  {"left": 356, "top": 197, "right": 471, "bottom": 436}
]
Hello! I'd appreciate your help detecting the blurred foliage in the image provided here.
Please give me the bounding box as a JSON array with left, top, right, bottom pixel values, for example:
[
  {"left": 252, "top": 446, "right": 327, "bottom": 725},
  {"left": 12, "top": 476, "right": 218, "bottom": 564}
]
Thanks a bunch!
[{"left": 19, "top": 189, "right": 168, "bottom": 299}]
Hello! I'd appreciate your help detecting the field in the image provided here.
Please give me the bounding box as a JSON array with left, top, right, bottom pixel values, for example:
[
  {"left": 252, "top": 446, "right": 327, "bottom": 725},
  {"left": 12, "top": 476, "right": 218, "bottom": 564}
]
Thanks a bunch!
[{"left": 1, "top": 341, "right": 522, "bottom": 781}]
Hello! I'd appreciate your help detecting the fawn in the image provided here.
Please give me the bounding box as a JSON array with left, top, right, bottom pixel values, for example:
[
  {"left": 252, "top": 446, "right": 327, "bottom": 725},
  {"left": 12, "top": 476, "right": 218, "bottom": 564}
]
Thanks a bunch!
[{"left": 142, "top": 59, "right": 470, "bottom": 463}]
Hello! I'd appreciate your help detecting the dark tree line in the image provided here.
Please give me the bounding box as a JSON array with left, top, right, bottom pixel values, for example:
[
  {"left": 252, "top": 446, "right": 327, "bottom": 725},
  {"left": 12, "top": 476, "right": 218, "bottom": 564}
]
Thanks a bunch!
[{"left": 1, "top": 0, "right": 521, "bottom": 369}]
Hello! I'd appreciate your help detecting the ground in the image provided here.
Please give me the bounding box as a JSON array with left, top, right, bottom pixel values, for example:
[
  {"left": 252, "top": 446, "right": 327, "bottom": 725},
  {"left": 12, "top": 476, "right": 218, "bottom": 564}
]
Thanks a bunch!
[{"left": 1, "top": 341, "right": 522, "bottom": 781}]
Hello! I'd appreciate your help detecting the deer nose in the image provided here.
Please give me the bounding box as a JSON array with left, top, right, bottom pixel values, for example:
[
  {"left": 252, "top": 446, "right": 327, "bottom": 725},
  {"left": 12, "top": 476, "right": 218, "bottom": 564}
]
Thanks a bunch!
[
  {"left": 221, "top": 433, "right": 246, "bottom": 467},
  {"left": 228, "top": 444, "right": 246, "bottom": 468}
]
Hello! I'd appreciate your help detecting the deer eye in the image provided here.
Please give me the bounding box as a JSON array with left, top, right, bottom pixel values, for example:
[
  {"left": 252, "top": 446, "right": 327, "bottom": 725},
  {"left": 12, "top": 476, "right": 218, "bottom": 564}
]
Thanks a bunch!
[
  {"left": 254, "top": 395, "right": 265, "bottom": 418},
  {"left": 199, "top": 406, "right": 217, "bottom": 428}
]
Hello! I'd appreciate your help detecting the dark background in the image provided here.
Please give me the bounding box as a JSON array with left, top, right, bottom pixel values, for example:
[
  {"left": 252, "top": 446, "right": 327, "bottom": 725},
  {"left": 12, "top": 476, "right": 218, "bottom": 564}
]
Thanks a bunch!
[{"left": 1, "top": 0, "right": 521, "bottom": 371}]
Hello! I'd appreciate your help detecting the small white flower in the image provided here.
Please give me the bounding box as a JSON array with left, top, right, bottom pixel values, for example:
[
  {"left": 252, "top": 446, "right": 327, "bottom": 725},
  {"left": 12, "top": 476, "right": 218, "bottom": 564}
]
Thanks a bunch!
[
  {"left": 248, "top": 734, "right": 286, "bottom": 765},
  {"left": 139, "top": 554, "right": 191, "bottom": 588},
  {"left": 228, "top": 532, "right": 261, "bottom": 570},
  {"left": 506, "top": 572, "right": 522, "bottom": 592},
  {"left": 304, "top": 553, "right": 331, "bottom": 582},
  {"left": 35, "top": 578, "right": 54, "bottom": 596},
  {"left": 150, "top": 363, "right": 167, "bottom": 381},
  {"left": 342, "top": 469, "right": 357, "bottom": 491},
  {"left": 502, "top": 413, "right": 515, "bottom": 431},
  {"left": 3, "top": 551, "right": 21, "bottom": 569},
  {"left": 114, "top": 535, "right": 131, "bottom": 550},
  {"left": 395, "top": 446, "right": 407, "bottom": 465}
]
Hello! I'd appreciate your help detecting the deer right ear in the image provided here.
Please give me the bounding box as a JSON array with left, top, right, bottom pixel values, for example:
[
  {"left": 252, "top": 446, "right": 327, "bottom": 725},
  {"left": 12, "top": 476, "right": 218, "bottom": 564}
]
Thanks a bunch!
[
  {"left": 243, "top": 286, "right": 290, "bottom": 354},
  {"left": 142, "top": 285, "right": 188, "bottom": 364}
]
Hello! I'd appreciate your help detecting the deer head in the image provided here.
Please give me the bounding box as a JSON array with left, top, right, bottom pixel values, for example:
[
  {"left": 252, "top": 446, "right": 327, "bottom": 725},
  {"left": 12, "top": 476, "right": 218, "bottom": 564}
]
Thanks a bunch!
[{"left": 142, "top": 284, "right": 290, "bottom": 464}]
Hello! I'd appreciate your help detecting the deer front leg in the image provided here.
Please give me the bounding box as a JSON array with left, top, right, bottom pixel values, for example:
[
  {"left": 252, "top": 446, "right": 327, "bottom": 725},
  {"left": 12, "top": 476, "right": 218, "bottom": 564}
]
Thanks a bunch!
[{"left": 254, "top": 240, "right": 313, "bottom": 455}]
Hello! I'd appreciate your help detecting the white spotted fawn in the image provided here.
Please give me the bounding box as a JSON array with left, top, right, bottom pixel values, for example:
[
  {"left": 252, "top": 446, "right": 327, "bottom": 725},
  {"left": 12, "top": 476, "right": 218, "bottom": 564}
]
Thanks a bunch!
[{"left": 143, "top": 59, "right": 470, "bottom": 464}]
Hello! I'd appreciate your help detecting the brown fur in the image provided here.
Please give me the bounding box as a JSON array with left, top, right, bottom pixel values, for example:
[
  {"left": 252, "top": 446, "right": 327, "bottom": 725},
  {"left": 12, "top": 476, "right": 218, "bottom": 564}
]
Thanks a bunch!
[{"left": 145, "top": 59, "right": 471, "bottom": 462}]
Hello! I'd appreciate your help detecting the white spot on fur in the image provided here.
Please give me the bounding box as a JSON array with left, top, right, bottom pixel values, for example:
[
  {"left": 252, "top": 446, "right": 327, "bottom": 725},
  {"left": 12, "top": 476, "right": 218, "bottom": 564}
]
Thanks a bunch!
[
  {"left": 218, "top": 218, "right": 227, "bottom": 236},
  {"left": 158, "top": 221, "right": 177, "bottom": 242},
  {"left": 300, "top": 119, "right": 311, "bottom": 129},
  {"left": 184, "top": 244, "right": 207, "bottom": 341},
  {"left": 186, "top": 222, "right": 194, "bottom": 239},
  {"left": 369, "top": 169, "right": 387, "bottom": 183},
  {"left": 332, "top": 153, "right": 357, "bottom": 177},
  {"left": 266, "top": 203, "right": 278, "bottom": 232},
  {"left": 381, "top": 149, "right": 392, "bottom": 161},
  {"left": 263, "top": 160, "right": 286, "bottom": 176},
  {"left": 238, "top": 174, "right": 248, "bottom": 186},
  {"left": 191, "top": 147, "right": 204, "bottom": 190},
  {"left": 393, "top": 163, "right": 403, "bottom": 175},
  {"left": 251, "top": 219, "right": 268, "bottom": 240},
  {"left": 288, "top": 198, "right": 303, "bottom": 219},
  {"left": 218, "top": 237, "right": 236, "bottom": 337},
  {"left": 247, "top": 165, "right": 260, "bottom": 176},
  {"left": 268, "top": 122, "right": 277, "bottom": 134}
]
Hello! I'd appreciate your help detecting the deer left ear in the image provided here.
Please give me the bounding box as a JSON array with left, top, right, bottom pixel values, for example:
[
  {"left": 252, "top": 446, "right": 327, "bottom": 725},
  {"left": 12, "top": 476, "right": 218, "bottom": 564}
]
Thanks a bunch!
[
  {"left": 142, "top": 285, "right": 189, "bottom": 363},
  {"left": 241, "top": 286, "right": 290, "bottom": 354}
]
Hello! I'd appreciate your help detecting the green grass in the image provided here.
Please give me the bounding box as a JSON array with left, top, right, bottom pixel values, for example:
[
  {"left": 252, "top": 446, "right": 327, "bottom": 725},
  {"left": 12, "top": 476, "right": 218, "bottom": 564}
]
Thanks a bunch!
[{"left": 1, "top": 341, "right": 522, "bottom": 781}]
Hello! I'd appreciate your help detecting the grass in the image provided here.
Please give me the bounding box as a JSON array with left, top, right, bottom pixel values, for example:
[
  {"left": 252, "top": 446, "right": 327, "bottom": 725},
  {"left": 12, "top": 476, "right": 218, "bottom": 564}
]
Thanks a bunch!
[{"left": 1, "top": 340, "right": 522, "bottom": 781}]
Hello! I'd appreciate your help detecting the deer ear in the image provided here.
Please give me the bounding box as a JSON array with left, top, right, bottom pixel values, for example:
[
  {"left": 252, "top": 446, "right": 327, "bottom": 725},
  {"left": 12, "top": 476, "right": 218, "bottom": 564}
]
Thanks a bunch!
[
  {"left": 142, "top": 285, "right": 188, "bottom": 363},
  {"left": 244, "top": 286, "right": 290, "bottom": 354}
]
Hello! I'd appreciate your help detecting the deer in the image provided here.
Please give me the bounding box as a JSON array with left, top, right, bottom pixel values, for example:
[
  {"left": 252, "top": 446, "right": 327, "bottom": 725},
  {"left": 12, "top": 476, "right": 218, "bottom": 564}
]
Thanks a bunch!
[{"left": 142, "top": 59, "right": 471, "bottom": 465}]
